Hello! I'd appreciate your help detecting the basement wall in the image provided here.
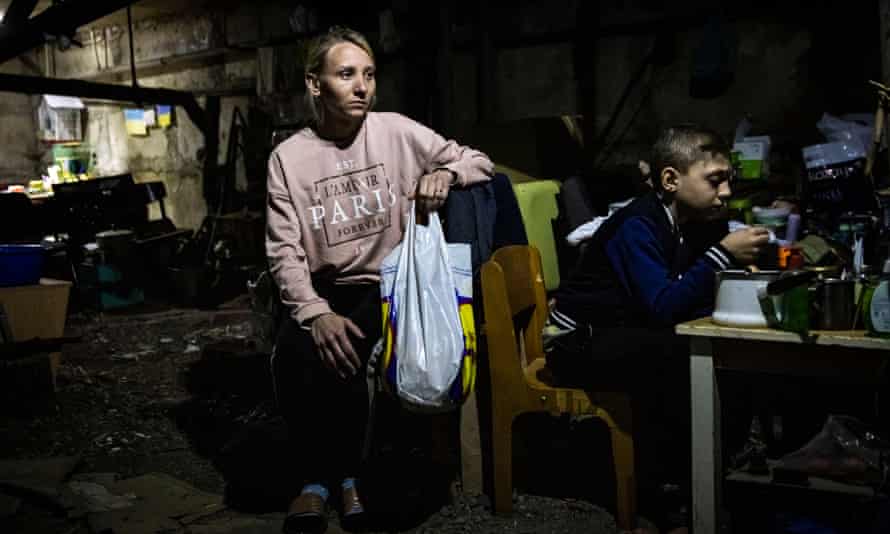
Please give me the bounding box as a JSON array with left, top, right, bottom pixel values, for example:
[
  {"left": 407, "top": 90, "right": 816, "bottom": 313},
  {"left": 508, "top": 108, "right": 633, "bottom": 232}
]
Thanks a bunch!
[
  {"left": 0, "top": 54, "right": 42, "bottom": 186},
  {"left": 1, "top": 1, "right": 873, "bottom": 227}
]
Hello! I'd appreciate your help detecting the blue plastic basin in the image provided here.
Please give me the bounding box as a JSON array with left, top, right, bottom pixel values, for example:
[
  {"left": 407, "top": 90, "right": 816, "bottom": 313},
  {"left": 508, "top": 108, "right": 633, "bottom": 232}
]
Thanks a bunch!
[{"left": 0, "top": 244, "right": 45, "bottom": 287}]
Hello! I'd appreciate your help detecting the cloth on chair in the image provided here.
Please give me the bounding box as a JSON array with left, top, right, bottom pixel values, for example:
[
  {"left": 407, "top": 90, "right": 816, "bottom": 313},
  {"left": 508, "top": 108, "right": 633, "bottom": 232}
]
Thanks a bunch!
[
  {"left": 490, "top": 172, "right": 528, "bottom": 252},
  {"left": 442, "top": 177, "right": 495, "bottom": 276},
  {"left": 443, "top": 173, "right": 527, "bottom": 325},
  {"left": 442, "top": 172, "right": 527, "bottom": 276},
  {"left": 565, "top": 197, "right": 635, "bottom": 246}
]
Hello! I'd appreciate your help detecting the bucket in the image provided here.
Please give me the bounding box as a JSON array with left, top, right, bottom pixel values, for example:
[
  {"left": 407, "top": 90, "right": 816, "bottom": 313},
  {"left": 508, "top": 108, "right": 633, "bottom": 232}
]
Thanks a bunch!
[
  {"left": 168, "top": 265, "right": 205, "bottom": 306},
  {"left": 813, "top": 278, "right": 856, "bottom": 330},
  {"left": 0, "top": 244, "right": 44, "bottom": 287},
  {"left": 96, "top": 229, "right": 135, "bottom": 265}
]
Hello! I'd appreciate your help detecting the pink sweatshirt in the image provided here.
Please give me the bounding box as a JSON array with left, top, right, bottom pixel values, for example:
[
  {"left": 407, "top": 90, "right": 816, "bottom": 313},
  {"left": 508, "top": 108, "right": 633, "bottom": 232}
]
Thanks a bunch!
[{"left": 266, "top": 112, "right": 493, "bottom": 324}]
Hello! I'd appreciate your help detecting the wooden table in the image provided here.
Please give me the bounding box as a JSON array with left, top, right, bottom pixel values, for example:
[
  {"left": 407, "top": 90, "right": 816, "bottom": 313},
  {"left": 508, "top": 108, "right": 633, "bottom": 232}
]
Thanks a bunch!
[
  {"left": 676, "top": 318, "right": 890, "bottom": 534},
  {"left": 26, "top": 191, "right": 54, "bottom": 206}
]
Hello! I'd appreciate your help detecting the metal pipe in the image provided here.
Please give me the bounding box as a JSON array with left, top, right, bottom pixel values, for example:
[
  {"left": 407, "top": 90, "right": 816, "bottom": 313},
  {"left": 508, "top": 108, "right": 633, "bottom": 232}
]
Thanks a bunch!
[
  {"left": 104, "top": 27, "right": 110, "bottom": 69},
  {"left": 91, "top": 28, "right": 101, "bottom": 71},
  {"left": 126, "top": 4, "right": 137, "bottom": 87}
]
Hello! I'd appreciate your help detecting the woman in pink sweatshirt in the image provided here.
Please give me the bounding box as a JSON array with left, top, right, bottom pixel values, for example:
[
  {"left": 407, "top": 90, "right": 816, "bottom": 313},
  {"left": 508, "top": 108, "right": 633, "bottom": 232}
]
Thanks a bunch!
[{"left": 266, "top": 26, "right": 492, "bottom": 534}]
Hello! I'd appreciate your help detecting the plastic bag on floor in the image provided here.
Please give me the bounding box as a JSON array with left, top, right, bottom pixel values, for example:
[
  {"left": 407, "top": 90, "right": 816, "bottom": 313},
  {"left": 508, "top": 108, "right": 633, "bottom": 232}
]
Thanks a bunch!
[{"left": 774, "top": 414, "right": 890, "bottom": 487}]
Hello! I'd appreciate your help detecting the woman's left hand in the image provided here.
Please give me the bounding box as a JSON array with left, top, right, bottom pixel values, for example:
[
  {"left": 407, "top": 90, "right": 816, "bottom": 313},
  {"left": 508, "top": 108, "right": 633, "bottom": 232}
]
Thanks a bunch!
[{"left": 411, "top": 169, "right": 453, "bottom": 215}]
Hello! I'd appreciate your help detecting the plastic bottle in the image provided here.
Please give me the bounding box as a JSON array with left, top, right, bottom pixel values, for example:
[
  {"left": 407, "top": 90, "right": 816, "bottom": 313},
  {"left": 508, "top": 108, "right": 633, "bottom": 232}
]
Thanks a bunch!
[
  {"left": 862, "top": 260, "right": 890, "bottom": 338},
  {"left": 785, "top": 213, "right": 801, "bottom": 243}
]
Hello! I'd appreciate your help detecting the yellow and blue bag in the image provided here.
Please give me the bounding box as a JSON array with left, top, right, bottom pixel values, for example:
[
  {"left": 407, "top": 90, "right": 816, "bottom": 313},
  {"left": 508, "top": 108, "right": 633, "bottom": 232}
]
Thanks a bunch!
[{"left": 379, "top": 206, "right": 476, "bottom": 412}]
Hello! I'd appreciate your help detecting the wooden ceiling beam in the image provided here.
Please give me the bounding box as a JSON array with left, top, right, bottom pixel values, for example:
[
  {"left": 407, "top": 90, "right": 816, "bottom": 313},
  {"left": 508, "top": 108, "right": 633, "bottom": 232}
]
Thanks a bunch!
[
  {"left": 0, "top": 0, "right": 141, "bottom": 64},
  {"left": 0, "top": 71, "right": 207, "bottom": 135}
]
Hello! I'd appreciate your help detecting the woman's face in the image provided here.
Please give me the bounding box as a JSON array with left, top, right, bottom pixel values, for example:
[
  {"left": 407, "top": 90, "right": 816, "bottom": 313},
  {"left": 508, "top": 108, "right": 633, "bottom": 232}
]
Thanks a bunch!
[{"left": 310, "top": 41, "right": 376, "bottom": 126}]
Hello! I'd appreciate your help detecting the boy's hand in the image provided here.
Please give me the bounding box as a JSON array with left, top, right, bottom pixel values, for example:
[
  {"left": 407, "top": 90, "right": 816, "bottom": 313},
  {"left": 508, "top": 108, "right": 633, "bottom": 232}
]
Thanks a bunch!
[
  {"left": 310, "top": 313, "right": 365, "bottom": 379},
  {"left": 720, "top": 226, "right": 770, "bottom": 265}
]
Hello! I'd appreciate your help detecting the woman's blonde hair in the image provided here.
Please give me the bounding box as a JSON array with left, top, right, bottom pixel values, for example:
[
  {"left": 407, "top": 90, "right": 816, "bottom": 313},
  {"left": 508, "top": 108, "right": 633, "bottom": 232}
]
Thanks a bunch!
[{"left": 304, "top": 26, "right": 376, "bottom": 125}]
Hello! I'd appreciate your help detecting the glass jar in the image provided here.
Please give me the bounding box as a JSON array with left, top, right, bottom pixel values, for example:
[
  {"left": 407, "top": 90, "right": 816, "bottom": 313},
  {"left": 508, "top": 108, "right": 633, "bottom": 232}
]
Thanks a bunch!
[{"left": 861, "top": 276, "right": 890, "bottom": 338}]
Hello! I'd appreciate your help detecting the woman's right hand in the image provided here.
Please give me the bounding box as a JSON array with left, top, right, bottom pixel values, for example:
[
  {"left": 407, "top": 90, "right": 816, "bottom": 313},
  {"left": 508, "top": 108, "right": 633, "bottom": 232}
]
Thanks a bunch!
[{"left": 310, "top": 313, "right": 365, "bottom": 379}]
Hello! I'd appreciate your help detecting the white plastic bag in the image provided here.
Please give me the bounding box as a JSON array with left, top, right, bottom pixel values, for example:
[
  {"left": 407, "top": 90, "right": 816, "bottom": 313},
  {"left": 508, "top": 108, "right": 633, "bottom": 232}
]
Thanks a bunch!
[
  {"left": 816, "top": 112, "right": 876, "bottom": 155},
  {"left": 379, "top": 204, "right": 474, "bottom": 412}
]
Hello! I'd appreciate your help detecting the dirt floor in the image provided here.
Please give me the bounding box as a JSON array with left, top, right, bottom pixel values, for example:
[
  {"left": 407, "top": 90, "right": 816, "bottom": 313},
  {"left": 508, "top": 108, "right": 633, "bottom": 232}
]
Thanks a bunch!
[{"left": 0, "top": 296, "right": 637, "bottom": 534}]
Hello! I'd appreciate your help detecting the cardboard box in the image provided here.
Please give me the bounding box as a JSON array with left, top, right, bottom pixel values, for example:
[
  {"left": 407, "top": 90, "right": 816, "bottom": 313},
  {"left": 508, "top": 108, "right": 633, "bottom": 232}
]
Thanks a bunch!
[
  {"left": 733, "top": 136, "right": 772, "bottom": 180},
  {"left": 38, "top": 95, "right": 84, "bottom": 143},
  {"left": 0, "top": 278, "right": 71, "bottom": 388}
]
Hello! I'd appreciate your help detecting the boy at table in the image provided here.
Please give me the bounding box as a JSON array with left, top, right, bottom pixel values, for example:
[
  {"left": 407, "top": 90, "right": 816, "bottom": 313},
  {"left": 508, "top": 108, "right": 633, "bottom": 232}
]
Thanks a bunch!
[{"left": 547, "top": 125, "right": 769, "bottom": 534}]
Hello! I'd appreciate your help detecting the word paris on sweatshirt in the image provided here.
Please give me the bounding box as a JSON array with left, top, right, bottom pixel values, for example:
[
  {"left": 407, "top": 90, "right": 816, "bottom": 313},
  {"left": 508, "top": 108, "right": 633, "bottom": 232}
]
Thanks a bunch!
[{"left": 266, "top": 112, "right": 493, "bottom": 323}]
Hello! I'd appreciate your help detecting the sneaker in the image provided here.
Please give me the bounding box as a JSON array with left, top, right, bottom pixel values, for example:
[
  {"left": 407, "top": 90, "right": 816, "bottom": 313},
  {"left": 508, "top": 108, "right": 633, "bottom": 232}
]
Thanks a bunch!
[
  {"left": 283, "top": 492, "right": 327, "bottom": 534},
  {"left": 340, "top": 483, "right": 366, "bottom": 530}
]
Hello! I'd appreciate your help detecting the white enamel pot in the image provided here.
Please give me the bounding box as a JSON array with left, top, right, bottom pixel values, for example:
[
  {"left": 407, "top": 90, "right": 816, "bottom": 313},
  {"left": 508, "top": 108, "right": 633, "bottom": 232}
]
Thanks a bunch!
[{"left": 712, "top": 269, "right": 783, "bottom": 328}]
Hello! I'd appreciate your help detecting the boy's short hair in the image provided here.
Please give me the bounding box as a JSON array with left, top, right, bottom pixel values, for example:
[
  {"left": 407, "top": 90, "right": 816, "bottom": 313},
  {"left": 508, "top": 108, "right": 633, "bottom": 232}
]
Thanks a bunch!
[{"left": 650, "top": 125, "right": 731, "bottom": 191}]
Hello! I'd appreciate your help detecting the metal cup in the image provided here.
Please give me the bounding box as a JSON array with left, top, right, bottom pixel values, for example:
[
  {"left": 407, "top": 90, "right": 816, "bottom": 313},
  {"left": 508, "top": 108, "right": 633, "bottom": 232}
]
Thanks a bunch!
[{"left": 814, "top": 278, "right": 856, "bottom": 330}]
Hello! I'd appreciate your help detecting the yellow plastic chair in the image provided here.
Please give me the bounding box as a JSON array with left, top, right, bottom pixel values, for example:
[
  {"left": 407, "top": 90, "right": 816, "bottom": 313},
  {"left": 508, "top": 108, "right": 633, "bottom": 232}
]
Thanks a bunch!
[
  {"left": 481, "top": 244, "right": 636, "bottom": 529},
  {"left": 511, "top": 180, "right": 561, "bottom": 291}
]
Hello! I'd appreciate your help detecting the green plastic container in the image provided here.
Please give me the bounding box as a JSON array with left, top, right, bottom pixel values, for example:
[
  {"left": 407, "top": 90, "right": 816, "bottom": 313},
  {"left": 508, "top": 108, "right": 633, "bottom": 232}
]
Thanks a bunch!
[{"left": 728, "top": 198, "right": 753, "bottom": 225}]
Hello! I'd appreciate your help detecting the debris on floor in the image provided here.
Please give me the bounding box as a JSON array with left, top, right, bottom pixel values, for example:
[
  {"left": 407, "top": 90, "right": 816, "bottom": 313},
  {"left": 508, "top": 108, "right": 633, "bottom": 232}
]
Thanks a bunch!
[{"left": 1, "top": 304, "right": 626, "bottom": 533}]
